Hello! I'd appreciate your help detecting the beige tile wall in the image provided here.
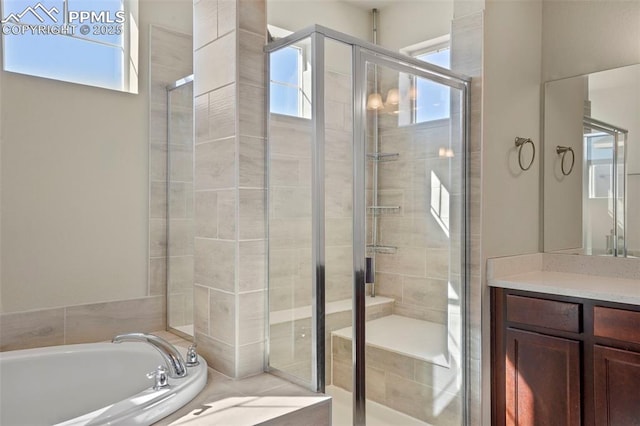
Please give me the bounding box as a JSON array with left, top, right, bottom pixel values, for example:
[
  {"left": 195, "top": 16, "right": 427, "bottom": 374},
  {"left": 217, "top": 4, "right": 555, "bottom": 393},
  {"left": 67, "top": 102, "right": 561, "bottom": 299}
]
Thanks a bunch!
[
  {"left": 0, "top": 296, "right": 164, "bottom": 351},
  {"left": 193, "top": 0, "right": 267, "bottom": 379},
  {"left": 370, "top": 114, "right": 454, "bottom": 325},
  {"left": 267, "top": 66, "right": 355, "bottom": 382}
]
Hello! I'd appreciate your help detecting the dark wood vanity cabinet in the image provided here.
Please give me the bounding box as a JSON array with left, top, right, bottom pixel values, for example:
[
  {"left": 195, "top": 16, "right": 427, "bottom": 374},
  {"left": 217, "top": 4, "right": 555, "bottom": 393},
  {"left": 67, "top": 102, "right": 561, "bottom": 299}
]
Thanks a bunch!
[{"left": 492, "top": 288, "right": 640, "bottom": 426}]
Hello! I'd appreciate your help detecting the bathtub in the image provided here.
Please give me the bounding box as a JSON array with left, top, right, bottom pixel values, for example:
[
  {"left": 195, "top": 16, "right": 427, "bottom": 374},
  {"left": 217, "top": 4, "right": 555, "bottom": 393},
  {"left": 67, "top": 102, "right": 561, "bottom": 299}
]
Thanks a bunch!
[{"left": 0, "top": 340, "right": 207, "bottom": 425}]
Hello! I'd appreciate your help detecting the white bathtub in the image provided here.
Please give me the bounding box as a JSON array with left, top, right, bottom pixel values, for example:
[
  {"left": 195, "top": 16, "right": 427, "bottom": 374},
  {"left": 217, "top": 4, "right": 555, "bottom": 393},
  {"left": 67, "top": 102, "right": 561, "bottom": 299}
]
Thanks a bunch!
[{"left": 0, "top": 341, "right": 207, "bottom": 425}]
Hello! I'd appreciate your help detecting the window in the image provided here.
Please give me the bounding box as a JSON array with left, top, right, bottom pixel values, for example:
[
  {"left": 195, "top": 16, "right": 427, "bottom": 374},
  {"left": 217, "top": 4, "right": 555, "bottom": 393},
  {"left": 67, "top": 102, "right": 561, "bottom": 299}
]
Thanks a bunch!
[
  {"left": 1, "top": 0, "right": 139, "bottom": 93},
  {"left": 586, "top": 133, "right": 614, "bottom": 199},
  {"left": 414, "top": 46, "right": 450, "bottom": 123},
  {"left": 270, "top": 45, "right": 307, "bottom": 117},
  {"left": 402, "top": 36, "right": 451, "bottom": 124},
  {"left": 268, "top": 25, "right": 310, "bottom": 118}
]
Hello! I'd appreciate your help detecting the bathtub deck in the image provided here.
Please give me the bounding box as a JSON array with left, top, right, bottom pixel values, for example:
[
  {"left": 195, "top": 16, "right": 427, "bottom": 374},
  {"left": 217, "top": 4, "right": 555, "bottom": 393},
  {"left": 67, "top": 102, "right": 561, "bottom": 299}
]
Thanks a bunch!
[
  {"left": 153, "top": 332, "right": 331, "bottom": 426},
  {"left": 332, "top": 314, "right": 448, "bottom": 366}
]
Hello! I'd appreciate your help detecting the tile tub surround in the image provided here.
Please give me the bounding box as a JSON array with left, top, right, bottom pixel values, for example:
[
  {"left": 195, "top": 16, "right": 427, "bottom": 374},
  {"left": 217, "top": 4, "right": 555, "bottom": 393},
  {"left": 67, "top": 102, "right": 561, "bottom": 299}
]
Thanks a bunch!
[
  {"left": 331, "top": 315, "right": 462, "bottom": 425},
  {"left": 487, "top": 253, "right": 640, "bottom": 304},
  {"left": 152, "top": 331, "right": 331, "bottom": 426},
  {"left": 0, "top": 296, "right": 164, "bottom": 352}
]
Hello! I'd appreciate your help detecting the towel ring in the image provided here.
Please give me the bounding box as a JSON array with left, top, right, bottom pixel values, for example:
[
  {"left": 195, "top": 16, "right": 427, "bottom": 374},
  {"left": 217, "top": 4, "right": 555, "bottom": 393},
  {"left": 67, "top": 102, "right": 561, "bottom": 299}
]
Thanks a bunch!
[
  {"left": 515, "top": 137, "right": 535, "bottom": 171},
  {"left": 556, "top": 146, "right": 575, "bottom": 176}
]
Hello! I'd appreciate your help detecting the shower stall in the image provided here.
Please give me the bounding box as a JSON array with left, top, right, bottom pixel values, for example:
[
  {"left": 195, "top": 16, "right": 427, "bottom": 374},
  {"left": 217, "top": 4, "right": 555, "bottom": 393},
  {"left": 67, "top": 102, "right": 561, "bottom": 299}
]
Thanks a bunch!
[
  {"left": 265, "top": 26, "right": 469, "bottom": 425},
  {"left": 166, "top": 75, "right": 195, "bottom": 337},
  {"left": 583, "top": 116, "right": 628, "bottom": 257}
]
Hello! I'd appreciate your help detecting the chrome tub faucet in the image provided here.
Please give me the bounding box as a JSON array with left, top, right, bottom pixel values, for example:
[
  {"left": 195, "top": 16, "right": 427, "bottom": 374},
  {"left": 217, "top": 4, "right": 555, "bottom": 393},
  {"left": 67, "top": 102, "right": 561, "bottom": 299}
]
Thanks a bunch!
[{"left": 112, "top": 332, "right": 188, "bottom": 378}]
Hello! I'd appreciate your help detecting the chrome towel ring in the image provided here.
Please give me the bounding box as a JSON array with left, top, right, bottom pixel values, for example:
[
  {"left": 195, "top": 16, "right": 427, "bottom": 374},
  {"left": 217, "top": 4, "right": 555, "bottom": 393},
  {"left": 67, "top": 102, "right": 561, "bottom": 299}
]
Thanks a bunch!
[
  {"left": 515, "top": 137, "right": 535, "bottom": 171},
  {"left": 556, "top": 146, "right": 575, "bottom": 176}
]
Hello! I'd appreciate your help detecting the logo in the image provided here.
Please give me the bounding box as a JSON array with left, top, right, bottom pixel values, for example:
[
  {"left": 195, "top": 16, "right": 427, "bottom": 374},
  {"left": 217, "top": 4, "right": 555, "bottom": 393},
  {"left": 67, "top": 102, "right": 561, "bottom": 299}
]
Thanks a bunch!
[
  {"left": 1, "top": 2, "right": 125, "bottom": 37},
  {"left": 1, "top": 2, "right": 58, "bottom": 24}
]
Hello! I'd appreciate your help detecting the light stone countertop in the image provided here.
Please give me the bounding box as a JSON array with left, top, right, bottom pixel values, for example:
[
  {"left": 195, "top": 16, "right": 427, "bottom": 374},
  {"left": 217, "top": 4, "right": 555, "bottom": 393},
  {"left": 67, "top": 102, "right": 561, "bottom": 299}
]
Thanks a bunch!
[
  {"left": 487, "top": 253, "right": 640, "bottom": 305},
  {"left": 489, "top": 270, "right": 640, "bottom": 305},
  {"left": 151, "top": 331, "right": 331, "bottom": 426}
]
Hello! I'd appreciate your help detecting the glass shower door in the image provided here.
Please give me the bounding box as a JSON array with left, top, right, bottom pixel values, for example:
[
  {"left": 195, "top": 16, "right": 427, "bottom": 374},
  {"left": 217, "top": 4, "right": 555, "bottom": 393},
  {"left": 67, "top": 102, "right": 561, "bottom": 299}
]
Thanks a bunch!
[
  {"left": 167, "top": 76, "right": 195, "bottom": 336},
  {"left": 351, "top": 51, "right": 466, "bottom": 425},
  {"left": 265, "top": 27, "right": 470, "bottom": 425}
]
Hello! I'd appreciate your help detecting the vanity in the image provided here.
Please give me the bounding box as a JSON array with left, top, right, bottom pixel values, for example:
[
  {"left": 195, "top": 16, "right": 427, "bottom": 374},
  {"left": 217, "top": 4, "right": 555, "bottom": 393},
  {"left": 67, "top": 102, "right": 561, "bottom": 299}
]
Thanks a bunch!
[{"left": 488, "top": 253, "right": 640, "bottom": 426}]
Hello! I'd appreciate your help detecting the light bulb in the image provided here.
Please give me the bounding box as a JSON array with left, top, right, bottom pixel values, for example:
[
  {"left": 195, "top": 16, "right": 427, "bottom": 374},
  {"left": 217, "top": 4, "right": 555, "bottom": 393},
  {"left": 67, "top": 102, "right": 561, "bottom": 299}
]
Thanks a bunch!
[
  {"left": 367, "top": 93, "right": 384, "bottom": 110},
  {"left": 385, "top": 88, "right": 400, "bottom": 106}
]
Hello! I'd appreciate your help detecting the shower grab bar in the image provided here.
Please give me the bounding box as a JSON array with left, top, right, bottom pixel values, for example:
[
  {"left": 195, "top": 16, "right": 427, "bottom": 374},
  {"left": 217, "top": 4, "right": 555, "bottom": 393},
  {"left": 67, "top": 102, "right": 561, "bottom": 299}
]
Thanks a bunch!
[
  {"left": 556, "top": 146, "right": 575, "bottom": 176},
  {"left": 515, "top": 137, "right": 535, "bottom": 171}
]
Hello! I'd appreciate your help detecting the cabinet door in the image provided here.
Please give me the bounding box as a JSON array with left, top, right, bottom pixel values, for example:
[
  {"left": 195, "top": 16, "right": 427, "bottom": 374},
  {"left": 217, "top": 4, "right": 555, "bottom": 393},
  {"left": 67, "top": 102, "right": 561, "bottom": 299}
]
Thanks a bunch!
[
  {"left": 594, "top": 345, "right": 640, "bottom": 426},
  {"left": 505, "top": 329, "right": 581, "bottom": 426}
]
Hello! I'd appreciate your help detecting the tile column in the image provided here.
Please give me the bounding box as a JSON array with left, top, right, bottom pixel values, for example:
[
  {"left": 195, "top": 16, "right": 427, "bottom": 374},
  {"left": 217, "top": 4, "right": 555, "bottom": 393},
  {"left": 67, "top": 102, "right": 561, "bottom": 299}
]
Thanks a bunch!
[{"left": 193, "top": 0, "right": 266, "bottom": 378}]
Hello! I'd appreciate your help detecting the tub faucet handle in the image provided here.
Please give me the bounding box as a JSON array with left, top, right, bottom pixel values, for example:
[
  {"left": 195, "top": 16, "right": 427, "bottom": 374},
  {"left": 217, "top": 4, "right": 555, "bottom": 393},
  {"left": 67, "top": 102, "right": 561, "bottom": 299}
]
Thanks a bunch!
[
  {"left": 147, "top": 365, "right": 169, "bottom": 390},
  {"left": 186, "top": 344, "right": 199, "bottom": 367}
]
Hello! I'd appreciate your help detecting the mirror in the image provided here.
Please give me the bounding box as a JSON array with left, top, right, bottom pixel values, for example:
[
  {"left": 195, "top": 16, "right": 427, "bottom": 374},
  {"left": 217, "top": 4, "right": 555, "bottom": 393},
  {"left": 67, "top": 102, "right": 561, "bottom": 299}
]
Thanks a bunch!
[{"left": 543, "top": 63, "right": 640, "bottom": 257}]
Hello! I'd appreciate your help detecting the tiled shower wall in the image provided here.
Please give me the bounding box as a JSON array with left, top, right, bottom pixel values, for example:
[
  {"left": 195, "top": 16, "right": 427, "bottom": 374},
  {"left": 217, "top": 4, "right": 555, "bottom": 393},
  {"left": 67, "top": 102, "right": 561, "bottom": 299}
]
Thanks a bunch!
[
  {"left": 372, "top": 114, "right": 454, "bottom": 325},
  {"left": 192, "top": 0, "right": 267, "bottom": 378},
  {"left": 148, "top": 25, "right": 194, "bottom": 327},
  {"left": 268, "top": 65, "right": 355, "bottom": 383},
  {"left": 269, "top": 69, "right": 354, "bottom": 315}
]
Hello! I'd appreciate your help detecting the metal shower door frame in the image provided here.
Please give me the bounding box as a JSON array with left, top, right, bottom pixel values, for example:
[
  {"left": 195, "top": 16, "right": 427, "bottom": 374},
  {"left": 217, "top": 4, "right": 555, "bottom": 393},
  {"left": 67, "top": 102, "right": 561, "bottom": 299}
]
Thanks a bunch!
[
  {"left": 265, "top": 25, "right": 472, "bottom": 426},
  {"left": 353, "top": 47, "right": 470, "bottom": 425}
]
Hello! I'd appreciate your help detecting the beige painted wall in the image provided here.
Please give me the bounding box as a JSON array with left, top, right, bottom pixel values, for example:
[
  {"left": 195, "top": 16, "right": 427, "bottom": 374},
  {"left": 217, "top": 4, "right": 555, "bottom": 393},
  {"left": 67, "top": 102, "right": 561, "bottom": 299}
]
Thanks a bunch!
[
  {"left": 378, "top": 0, "right": 453, "bottom": 51},
  {"left": 267, "top": 0, "right": 370, "bottom": 40},
  {"left": 542, "top": 0, "right": 640, "bottom": 82},
  {"left": 481, "top": 1, "right": 542, "bottom": 424},
  {"left": 482, "top": 0, "right": 542, "bottom": 260},
  {"left": 268, "top": 0, "right": 453, "bottom": 53},
  {"left": 0, "top": 0, "right": 192, "bottom": 313}
]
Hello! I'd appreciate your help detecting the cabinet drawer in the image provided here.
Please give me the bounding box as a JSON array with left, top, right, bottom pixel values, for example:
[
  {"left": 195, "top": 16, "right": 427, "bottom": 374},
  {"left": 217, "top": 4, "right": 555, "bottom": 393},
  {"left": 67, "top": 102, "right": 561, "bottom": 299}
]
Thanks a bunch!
[
  {"left": 506, "top": 294, "right": 581, "bottom": 333},
  {"left": 594, "top": 306, "right": 640, "bottom": 345}
]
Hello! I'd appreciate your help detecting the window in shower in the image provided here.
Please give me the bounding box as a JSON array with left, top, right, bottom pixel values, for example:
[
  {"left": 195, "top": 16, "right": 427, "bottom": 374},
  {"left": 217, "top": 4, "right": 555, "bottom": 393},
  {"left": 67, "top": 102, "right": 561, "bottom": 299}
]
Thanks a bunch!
[
  {"left": 269, "top": 30, "right": 311, "bottom": 118},
  {"left": 403, "top": 36, "right": 451, "bottom": 124},
  {"left": 2, "top": 0, "right": 139, "bottom": 93},
  {"left": 586, "top": 134, "right": 614, "bottom": 199}
]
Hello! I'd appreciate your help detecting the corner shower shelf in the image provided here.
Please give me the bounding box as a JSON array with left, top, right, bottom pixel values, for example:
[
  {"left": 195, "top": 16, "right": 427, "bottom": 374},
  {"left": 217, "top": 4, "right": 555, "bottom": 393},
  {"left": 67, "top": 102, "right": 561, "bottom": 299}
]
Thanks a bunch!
[
  {"left": 367, "top": 205, "right": 400, "bottom": 215},
  {"left": 366, "top": 244, "right": 397, "bottom": 254},
  {"left": 367, "top": 152, "right": 400, "bottom": 162}
]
